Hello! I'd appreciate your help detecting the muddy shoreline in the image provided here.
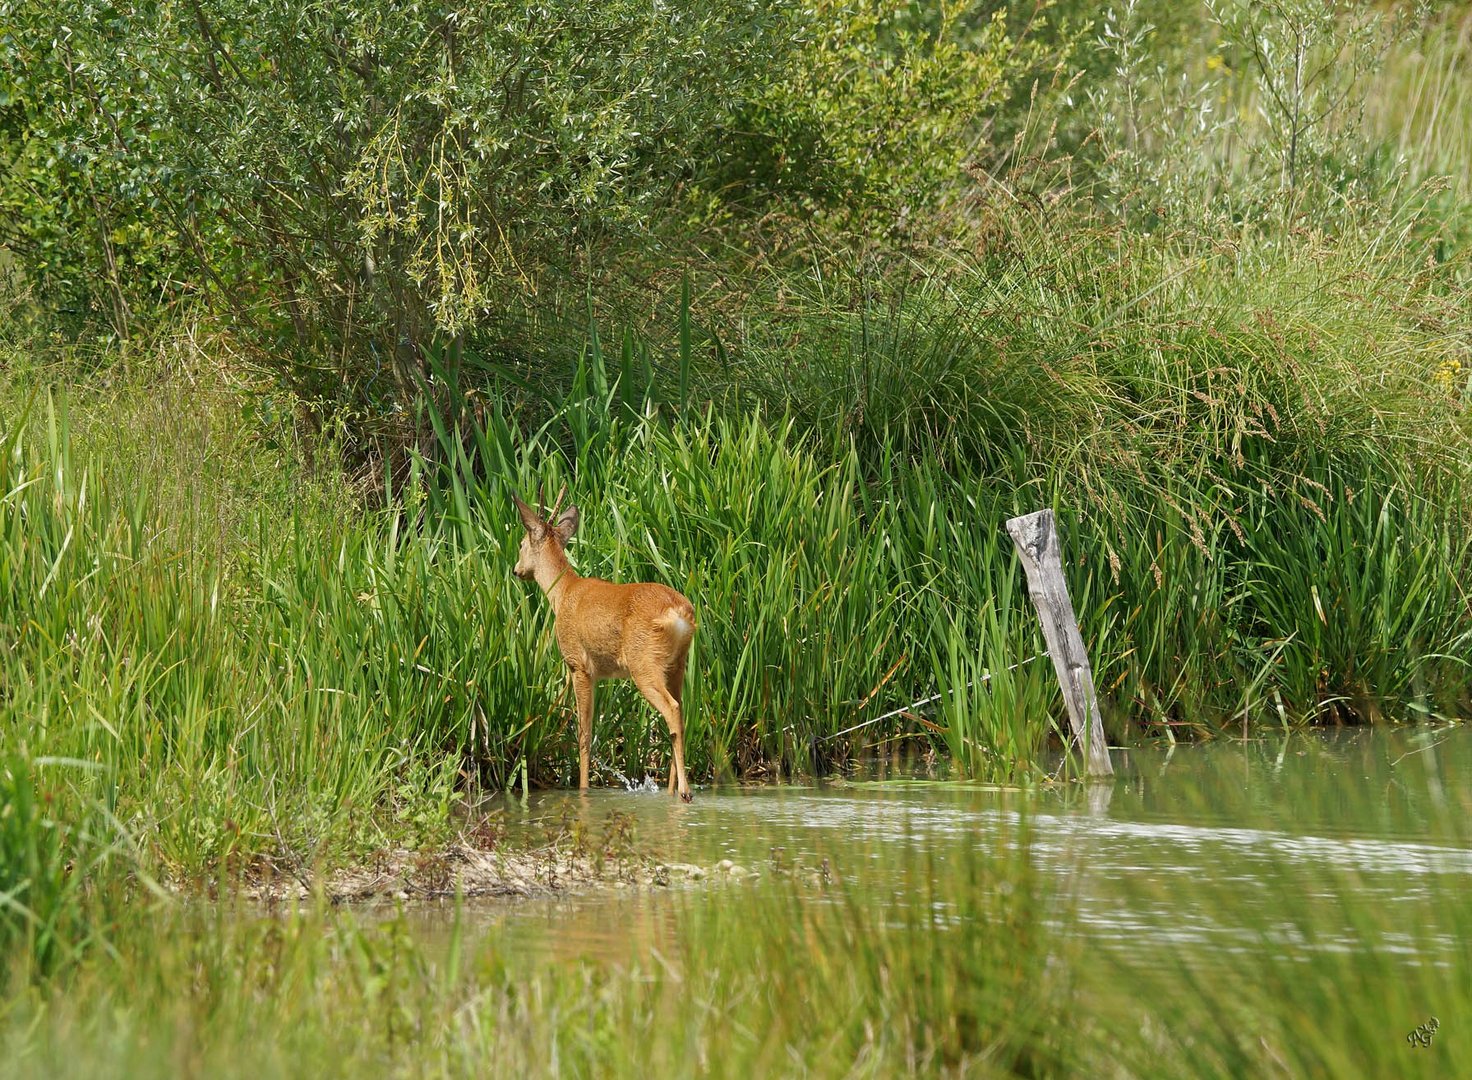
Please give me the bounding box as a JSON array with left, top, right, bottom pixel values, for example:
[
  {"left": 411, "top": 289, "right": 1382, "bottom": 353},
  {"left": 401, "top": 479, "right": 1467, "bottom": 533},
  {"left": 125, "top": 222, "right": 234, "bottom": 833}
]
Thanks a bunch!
[{"left": 233, "top": 835, "right": 759, "bottom": 905}]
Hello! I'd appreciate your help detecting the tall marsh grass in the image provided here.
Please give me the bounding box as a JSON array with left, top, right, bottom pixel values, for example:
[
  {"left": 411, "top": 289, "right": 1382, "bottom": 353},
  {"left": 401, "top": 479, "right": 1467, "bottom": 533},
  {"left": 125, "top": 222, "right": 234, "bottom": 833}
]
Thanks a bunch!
[
  {"left": 713, "top": 214, "right": 1472, "bottom": 724},
  {"left": 0, "top": 373, "right": 1055, "bottom": 877},
  {"left": 5, "top": 227, "right": 1472, "bottom": 875}
]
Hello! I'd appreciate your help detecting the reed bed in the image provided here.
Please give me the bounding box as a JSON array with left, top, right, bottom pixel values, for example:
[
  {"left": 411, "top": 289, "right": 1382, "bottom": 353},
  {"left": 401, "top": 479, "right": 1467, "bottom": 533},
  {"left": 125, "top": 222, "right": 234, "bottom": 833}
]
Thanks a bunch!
[
  {"left": 4, "top": 222, "right": 1470, "bottom": 895},
  {"left": 0, "top": 12, "right": 1467, "bottom": 902}
]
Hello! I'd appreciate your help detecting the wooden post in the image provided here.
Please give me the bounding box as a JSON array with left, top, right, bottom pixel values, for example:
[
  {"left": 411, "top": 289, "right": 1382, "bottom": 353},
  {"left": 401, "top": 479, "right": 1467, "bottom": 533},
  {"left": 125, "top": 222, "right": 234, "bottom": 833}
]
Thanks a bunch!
[{"left": 1005, "top": 509, "right": 1113, "bottom": 779}]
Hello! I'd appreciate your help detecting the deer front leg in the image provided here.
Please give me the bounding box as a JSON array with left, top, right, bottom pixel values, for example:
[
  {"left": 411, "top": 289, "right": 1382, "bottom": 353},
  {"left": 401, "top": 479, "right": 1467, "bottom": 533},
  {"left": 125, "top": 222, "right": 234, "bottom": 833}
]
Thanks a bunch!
[{"left": 571, "top": 669, "right": 595, "bottom": 790}]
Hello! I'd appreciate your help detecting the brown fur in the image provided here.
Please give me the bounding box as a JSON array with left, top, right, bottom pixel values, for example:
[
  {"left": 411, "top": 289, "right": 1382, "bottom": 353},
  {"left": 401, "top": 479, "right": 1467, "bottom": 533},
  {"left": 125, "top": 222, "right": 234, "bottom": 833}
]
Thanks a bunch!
[{"left": 513, "top": 490, "right": 698, "bottom": 800}]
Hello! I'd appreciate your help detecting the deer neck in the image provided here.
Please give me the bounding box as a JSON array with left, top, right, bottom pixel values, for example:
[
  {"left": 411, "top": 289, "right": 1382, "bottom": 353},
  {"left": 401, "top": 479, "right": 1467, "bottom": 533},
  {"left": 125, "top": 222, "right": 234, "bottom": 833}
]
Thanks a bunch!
[{"left": 534, "top": 544, "right": 580, "bottom": 615}]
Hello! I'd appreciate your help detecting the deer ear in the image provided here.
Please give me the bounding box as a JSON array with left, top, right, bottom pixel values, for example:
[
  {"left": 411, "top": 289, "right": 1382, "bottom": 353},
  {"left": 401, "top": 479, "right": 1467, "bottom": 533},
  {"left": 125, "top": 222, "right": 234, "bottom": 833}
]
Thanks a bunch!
[
  {"left": 512, "top": 493, "right": 544, "bottom": 534},
  {"left": 552, "top": 505, "right": 580, "bottom": 544}
]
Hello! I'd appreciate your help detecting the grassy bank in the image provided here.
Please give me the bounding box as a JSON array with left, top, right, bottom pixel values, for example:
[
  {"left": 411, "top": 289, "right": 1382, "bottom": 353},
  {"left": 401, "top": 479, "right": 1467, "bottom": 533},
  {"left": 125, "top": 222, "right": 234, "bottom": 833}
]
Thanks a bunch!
[{"left": 4, "top": 211, "right": 1471, "bottom": 888}]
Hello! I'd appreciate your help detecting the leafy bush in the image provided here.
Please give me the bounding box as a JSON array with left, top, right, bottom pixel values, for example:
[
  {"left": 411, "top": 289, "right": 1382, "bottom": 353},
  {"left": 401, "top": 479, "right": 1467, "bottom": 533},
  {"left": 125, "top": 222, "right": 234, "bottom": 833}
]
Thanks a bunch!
[
  {"left": 2, "top": 2, "right": 785, "bottom": 411},
  {"left": 2, "top": 0, "right": 1062, "bottom": 447},
  {"left": 710, "top": 0, "right": 1058, "bottom": 235}
]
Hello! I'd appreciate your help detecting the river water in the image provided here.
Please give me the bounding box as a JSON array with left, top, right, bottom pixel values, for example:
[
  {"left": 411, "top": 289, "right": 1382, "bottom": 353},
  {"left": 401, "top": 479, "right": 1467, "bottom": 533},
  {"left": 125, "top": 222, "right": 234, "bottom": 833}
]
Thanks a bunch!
[{"left": 411, "top": 725, "right": 1471, "bottom": 974}]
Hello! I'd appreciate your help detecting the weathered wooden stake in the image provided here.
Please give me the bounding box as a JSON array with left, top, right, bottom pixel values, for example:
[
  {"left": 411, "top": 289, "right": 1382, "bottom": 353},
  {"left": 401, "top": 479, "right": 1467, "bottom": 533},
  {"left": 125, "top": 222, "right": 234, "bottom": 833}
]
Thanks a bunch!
[{"left": 1005, "top": 509, "right": 1113, "bottom": 779}]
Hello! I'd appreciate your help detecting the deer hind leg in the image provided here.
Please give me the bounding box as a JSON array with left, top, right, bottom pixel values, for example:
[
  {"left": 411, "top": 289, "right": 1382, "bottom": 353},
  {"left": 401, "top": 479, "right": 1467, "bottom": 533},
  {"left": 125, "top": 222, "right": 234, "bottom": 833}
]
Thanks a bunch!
[
  {"left": 635, "top": 671, "right": 691, "bottom": 803},
  {"left": 571, "top": 669, "right": 595, "bottom": 790},
  {"left": 666, "top": 653, "right": 689, "bottom": 797}
]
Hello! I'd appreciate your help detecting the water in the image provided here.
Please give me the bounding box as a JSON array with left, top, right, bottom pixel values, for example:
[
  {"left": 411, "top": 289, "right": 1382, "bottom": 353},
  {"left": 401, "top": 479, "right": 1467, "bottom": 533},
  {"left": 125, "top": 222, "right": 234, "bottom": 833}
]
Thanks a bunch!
[{"left": 414, "top": 725, "right": 1471, "bottom": 971}]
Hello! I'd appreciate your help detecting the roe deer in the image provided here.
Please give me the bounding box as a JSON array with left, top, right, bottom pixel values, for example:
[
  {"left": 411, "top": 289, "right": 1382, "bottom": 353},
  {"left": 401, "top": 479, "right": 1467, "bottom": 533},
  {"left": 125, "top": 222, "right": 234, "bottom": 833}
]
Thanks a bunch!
[{"left": 512, "top": 485, "right": 698, "bottom": 801}]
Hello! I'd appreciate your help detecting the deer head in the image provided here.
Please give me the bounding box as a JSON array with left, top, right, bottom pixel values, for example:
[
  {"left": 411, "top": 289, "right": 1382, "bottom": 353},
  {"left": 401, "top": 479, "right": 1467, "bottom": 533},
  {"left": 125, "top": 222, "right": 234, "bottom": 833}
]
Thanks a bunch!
[{"left": 512, "top": 484, "right": 580, "bottom": 582}]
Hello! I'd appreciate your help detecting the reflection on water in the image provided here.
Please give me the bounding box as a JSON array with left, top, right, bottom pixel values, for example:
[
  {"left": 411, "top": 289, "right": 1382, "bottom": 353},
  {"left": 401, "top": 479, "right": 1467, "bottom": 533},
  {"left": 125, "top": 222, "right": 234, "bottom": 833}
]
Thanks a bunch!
[{"left": 421, "top": 726, "right": 1471, "bottom": 968}]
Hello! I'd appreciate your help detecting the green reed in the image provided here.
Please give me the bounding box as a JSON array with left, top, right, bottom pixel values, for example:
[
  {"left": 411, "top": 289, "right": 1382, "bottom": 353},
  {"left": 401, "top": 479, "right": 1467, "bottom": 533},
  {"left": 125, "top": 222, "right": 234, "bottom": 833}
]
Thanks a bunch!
[
  {"left": 5, "top": 193, "right": 1472, "bottom": 884},
  {"left": 3, "top": 354, "right": 1470, "bottom": 885}
]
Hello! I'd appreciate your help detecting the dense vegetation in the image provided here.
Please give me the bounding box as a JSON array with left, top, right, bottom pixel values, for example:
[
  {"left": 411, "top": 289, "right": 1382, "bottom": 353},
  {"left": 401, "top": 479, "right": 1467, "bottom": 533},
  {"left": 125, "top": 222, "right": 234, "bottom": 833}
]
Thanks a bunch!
[
  {"left": 2, "top": 0, "right": 1471, "bottom": 1036},
  {"left": 2, "top": 0, "right": 1471, "bottom": 1074}
]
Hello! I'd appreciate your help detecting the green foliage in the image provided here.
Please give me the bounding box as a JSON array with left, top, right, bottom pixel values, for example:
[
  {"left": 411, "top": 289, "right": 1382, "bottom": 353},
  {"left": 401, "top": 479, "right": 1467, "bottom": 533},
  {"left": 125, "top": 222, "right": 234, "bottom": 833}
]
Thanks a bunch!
[
  {"left": 0, "top": 753, "right": 129, "bottom": 981},
  {"left": 2, "top": 0, "right": 788, "bottom": 412},
  {"left": 713, "top": 0, "right": 1056, "bottom": 233},
  {"left": 0, "top": 11, "right": 190, "bottom": 335},
  {"left": 1, "top": 0, "right": 1066, "bottom": 433}
]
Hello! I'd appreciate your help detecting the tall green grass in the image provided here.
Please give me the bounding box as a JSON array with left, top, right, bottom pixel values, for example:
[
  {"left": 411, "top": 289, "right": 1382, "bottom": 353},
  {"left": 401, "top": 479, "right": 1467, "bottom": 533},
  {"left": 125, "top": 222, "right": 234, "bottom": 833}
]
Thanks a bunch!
[
  {"left": 0, "top": 373, "right": 1050, "bottom": 878},
  {"left": 4, "top": 189, "right": 1472, "bottom": 886},
  {"left": 711, "top": 214, "right": 1472, "bottom": 728},
  {"left": 4, "top": 284, "right": 1471, "bottom": 883}
]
